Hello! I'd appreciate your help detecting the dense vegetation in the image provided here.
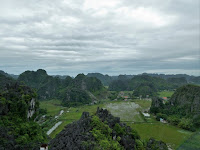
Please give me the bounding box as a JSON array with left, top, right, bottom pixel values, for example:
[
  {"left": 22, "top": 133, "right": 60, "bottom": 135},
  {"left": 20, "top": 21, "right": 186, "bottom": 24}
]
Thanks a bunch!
[
  {"left": 108, "top": 74, "right": 194, "bottom": 99},
  {"left": 150, "top": 84, "right": 200, "bottom": 131},
  {"left": 0, "top": 82, "right": 46, "bottom": 149},
  {"left": 87, "top": 72, "right": 200, "bottom": 87},
  {"left": 146, "top": 73, "right": 200, "bottom": 84},
  {"left": 18, "top": 69, "right": 65, "bottom": 99},
  {"left": 0, "top": 73, "right": 15, "bottom": 91},
  {"left": 18, "top": 69, "right": 106, "bottom": 107}
]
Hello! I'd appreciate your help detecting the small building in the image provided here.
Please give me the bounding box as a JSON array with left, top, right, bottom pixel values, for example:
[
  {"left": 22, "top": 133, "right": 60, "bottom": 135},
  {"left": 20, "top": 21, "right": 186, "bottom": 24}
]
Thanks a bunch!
[
  {"left": 162, "top": 97, "right": 168, "bottom": 104},
  {"left": 160, "top": 118, "right": 167, "bottom": 123},
  {"left": 124, "top": 96, "right": 129, "bottom": 99},
  {"left": 142, "top": 113, "right": 150, "bottom": 117},
  {"left": 40, "top": 144, "right": 48, "bottom": 150},
  {"left": 162, "top": 97, "right": 168, "bottom": 100}
]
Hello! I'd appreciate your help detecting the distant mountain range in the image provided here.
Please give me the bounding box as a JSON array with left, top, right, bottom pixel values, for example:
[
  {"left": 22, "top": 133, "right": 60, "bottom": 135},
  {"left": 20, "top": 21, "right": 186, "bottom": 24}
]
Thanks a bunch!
[
  {"left": 87, "top": 73, "right": 200, "bottom": 86},
  {"left": 0, "top": 70, "right": 19, "bottom": 79},
  {"left": 0, "top": 70, "right": 199, "bottom": 85}
]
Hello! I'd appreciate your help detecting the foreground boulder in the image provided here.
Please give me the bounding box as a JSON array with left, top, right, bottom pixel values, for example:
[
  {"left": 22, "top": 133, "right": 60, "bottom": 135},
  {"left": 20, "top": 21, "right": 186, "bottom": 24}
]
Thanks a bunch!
[{"left": 50, "top": 108, "right": 167, "bottom": 150}]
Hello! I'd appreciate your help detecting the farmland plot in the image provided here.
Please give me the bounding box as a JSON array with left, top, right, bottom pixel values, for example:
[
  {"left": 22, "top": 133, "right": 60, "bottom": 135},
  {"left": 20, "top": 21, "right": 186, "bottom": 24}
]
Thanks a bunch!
[{"left": 105, "top": 102, "right": 144, "bottom": 122}]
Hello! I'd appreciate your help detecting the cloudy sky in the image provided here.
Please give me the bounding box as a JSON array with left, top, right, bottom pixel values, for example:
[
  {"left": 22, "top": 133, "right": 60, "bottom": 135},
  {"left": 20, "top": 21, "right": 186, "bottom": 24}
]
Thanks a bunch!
[{"left": 0, "top": 0, "right": 199, "bottom": 76}]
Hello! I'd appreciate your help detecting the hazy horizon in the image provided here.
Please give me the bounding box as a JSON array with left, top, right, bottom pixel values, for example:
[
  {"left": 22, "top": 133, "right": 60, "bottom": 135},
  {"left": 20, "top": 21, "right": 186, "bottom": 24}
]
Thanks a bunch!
[
  {"left": 1, "top": 68, "right": 200, "bottom": 77},
  {"left": 0, "top": 0, "right": 199, "bottom": 76}
]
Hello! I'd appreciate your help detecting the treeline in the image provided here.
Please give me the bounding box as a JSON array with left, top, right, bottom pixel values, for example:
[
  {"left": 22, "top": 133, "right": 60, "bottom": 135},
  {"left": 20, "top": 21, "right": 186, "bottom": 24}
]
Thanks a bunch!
[
  {"left": 150, "top": 84, "right": 200, "bottom": 131},
  {"left": 109, "top": 74, "right": 189, "bottom": 98}
]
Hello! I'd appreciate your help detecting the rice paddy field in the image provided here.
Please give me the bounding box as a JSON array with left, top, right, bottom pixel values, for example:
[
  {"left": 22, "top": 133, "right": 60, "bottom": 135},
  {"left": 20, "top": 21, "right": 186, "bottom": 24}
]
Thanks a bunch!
[
  {"left": 40, "top": 96, "right": 194, "bottom": 149},
  {"left": 105, "top": 102, "right": 143, "bottom": 122}
]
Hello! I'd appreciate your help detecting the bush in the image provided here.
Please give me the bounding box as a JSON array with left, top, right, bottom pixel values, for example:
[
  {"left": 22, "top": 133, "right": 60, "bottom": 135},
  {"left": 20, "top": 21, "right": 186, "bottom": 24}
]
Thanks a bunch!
[
  {"left": 167, "top": 115, "right": 181, "bottom": 125},
  {"left": 131, "top": 129, "right": 140, "bottom": 139},
  {"left": 135, "top": 139, "right": 144, "bottom": 150},
  {"left": 113, "top": 123, "right": 126, "bottom": 135},
  {"left": 178, "top": 118, "right": 194, "bottom": 131},
  {"left": 192, "top": 114, "right": 200, "bottom": 128}
]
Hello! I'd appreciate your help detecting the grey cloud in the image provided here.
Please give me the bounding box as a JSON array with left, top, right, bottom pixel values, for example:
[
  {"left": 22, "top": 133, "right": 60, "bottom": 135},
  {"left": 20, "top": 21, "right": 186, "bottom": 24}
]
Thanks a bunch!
[{"left": 0, "top": 0, "right": 199, "bottom": 76}]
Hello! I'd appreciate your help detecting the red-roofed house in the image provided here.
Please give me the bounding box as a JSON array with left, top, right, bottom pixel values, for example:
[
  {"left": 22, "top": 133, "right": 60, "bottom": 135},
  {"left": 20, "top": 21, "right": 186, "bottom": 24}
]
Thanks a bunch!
[{"left": 162, "top": 97, "right": 168, "bottom": 100}]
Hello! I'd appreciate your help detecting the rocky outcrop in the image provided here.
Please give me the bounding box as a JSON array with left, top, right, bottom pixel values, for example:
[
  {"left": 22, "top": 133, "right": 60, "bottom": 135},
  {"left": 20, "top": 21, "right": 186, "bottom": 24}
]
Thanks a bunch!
[
  {"left": 96, "top": 107, "right": 120, "bottom": 127},
  {"left": 146, "top": 138, "right": 168, "bottom": 150},
  {"left": 150, "top": 97, "right": 165, "bottom": 114},
  {"left": 151, "top": 97, "right": 164, "bottom": 108},
  {"left": 49, "top": 112, "right": 94, "bottom": 150},
  {"left": 169, "top": 84, "right": 200, "bottom": 114},
  {"left": 27, "top": 98, "right": 36, "bottom": 118},
  {"left": 50, "top": 108, "right": 168, "bottom": 150},
  {"left": 0, "top": 83, "right": 38, "bottom": 119},
  {"left": 0, "top": 82, "right": 45, "bottom": 150}
]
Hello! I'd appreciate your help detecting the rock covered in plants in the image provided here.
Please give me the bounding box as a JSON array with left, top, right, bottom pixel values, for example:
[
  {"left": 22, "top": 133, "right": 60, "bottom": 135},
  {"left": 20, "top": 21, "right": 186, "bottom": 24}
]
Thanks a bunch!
[
  {"left": 146, "top": 138, "right": 168, "bottom": 150},
  {"left": 0, "top": 82, "right": 46, "bottom": 150},
  {"left": 150, "top": 84, "right": 200, "bottom": 131},
  {"left": 18, "top": 69, "right": 106, "bottom": 107},
  {"left": 50, "top": 108, "right": 167, "bottom": 150},
  {"left": 169, "top": 84, "right": 200, "bottom": 114}
]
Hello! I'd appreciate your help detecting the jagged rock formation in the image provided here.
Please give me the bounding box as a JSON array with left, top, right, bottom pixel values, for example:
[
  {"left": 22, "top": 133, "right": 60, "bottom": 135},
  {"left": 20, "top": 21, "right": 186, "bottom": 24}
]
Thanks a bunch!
[
  {"left": 169, "top": 84, "right": 200, "bottom": 115},
  {"left": 146, "top": 138, "right": 168, "bottom": 150},
  {"left": 61, "top": 74, "right": 105, "bottom": 107},
  {"left": 0, "top": 82, "right": 38, "bottom": 118},
  {"left": 87, "top": 73, "right": 114, "bottom": 86},
  {"left": 50, "top": 108, "right": 167, "bottom": 150},
  {"left": 150, "top": 84, "right": 200, "bottom": 131},
  {"left": 0, "top": 73, "right": 15, "bottom": 91},
  {"left": 150, "top": 97, "right": 165, "bottom": 114},
  {"left": 49, "top": 112, "right": 94, "bottom": 150},
  {"left": 18, "top": 69, "right": 63, "bottom": 99},
  {"left": 18, "top": 69, "right": 106, "bottom": 106},
  {"left": 27, "top": 98, "right": 36, "bottom": 118},
  {"left": 0, "top": 82, "right": 46, "bottom": 149}
]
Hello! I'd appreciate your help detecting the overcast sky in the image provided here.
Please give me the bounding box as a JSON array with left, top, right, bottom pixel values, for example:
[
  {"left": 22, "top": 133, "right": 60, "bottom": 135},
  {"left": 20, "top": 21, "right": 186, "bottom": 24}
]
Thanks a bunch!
[{"left": 0, "top": 0, "right": 199, "bottom": 76}]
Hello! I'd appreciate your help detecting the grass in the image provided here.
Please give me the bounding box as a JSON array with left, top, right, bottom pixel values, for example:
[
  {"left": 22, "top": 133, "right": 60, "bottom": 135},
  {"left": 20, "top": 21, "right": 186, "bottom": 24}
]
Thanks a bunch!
[
  {"left": 158, "top": 91, "right": 174, "bottom": 98},
  {"left": 133, "top": 99, "right": 152, "bottom": 110},
  {"left": 40, "top": 99, "right": 65, "bottom": 116},
  {"left": 177, "top": 131, "right": 200, "bottom": 150},
  {"left": 46, "top": 103, "right": 105, "bottom": 138},
  {"left": 121, "top": 91, "right": 133, "bottom": 95},
  {"left": 128, "top": 122, "right": 192, "bottom": 150}
]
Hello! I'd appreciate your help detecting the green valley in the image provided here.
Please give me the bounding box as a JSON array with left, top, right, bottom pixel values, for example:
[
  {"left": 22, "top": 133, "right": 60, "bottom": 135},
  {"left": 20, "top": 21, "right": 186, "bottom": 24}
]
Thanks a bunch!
[
  {"left": 0, "top": 69, "right": 199, "bottom": 150},
  {"left": 40, "top": 99, "right": 194, "bottom": 149}
]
